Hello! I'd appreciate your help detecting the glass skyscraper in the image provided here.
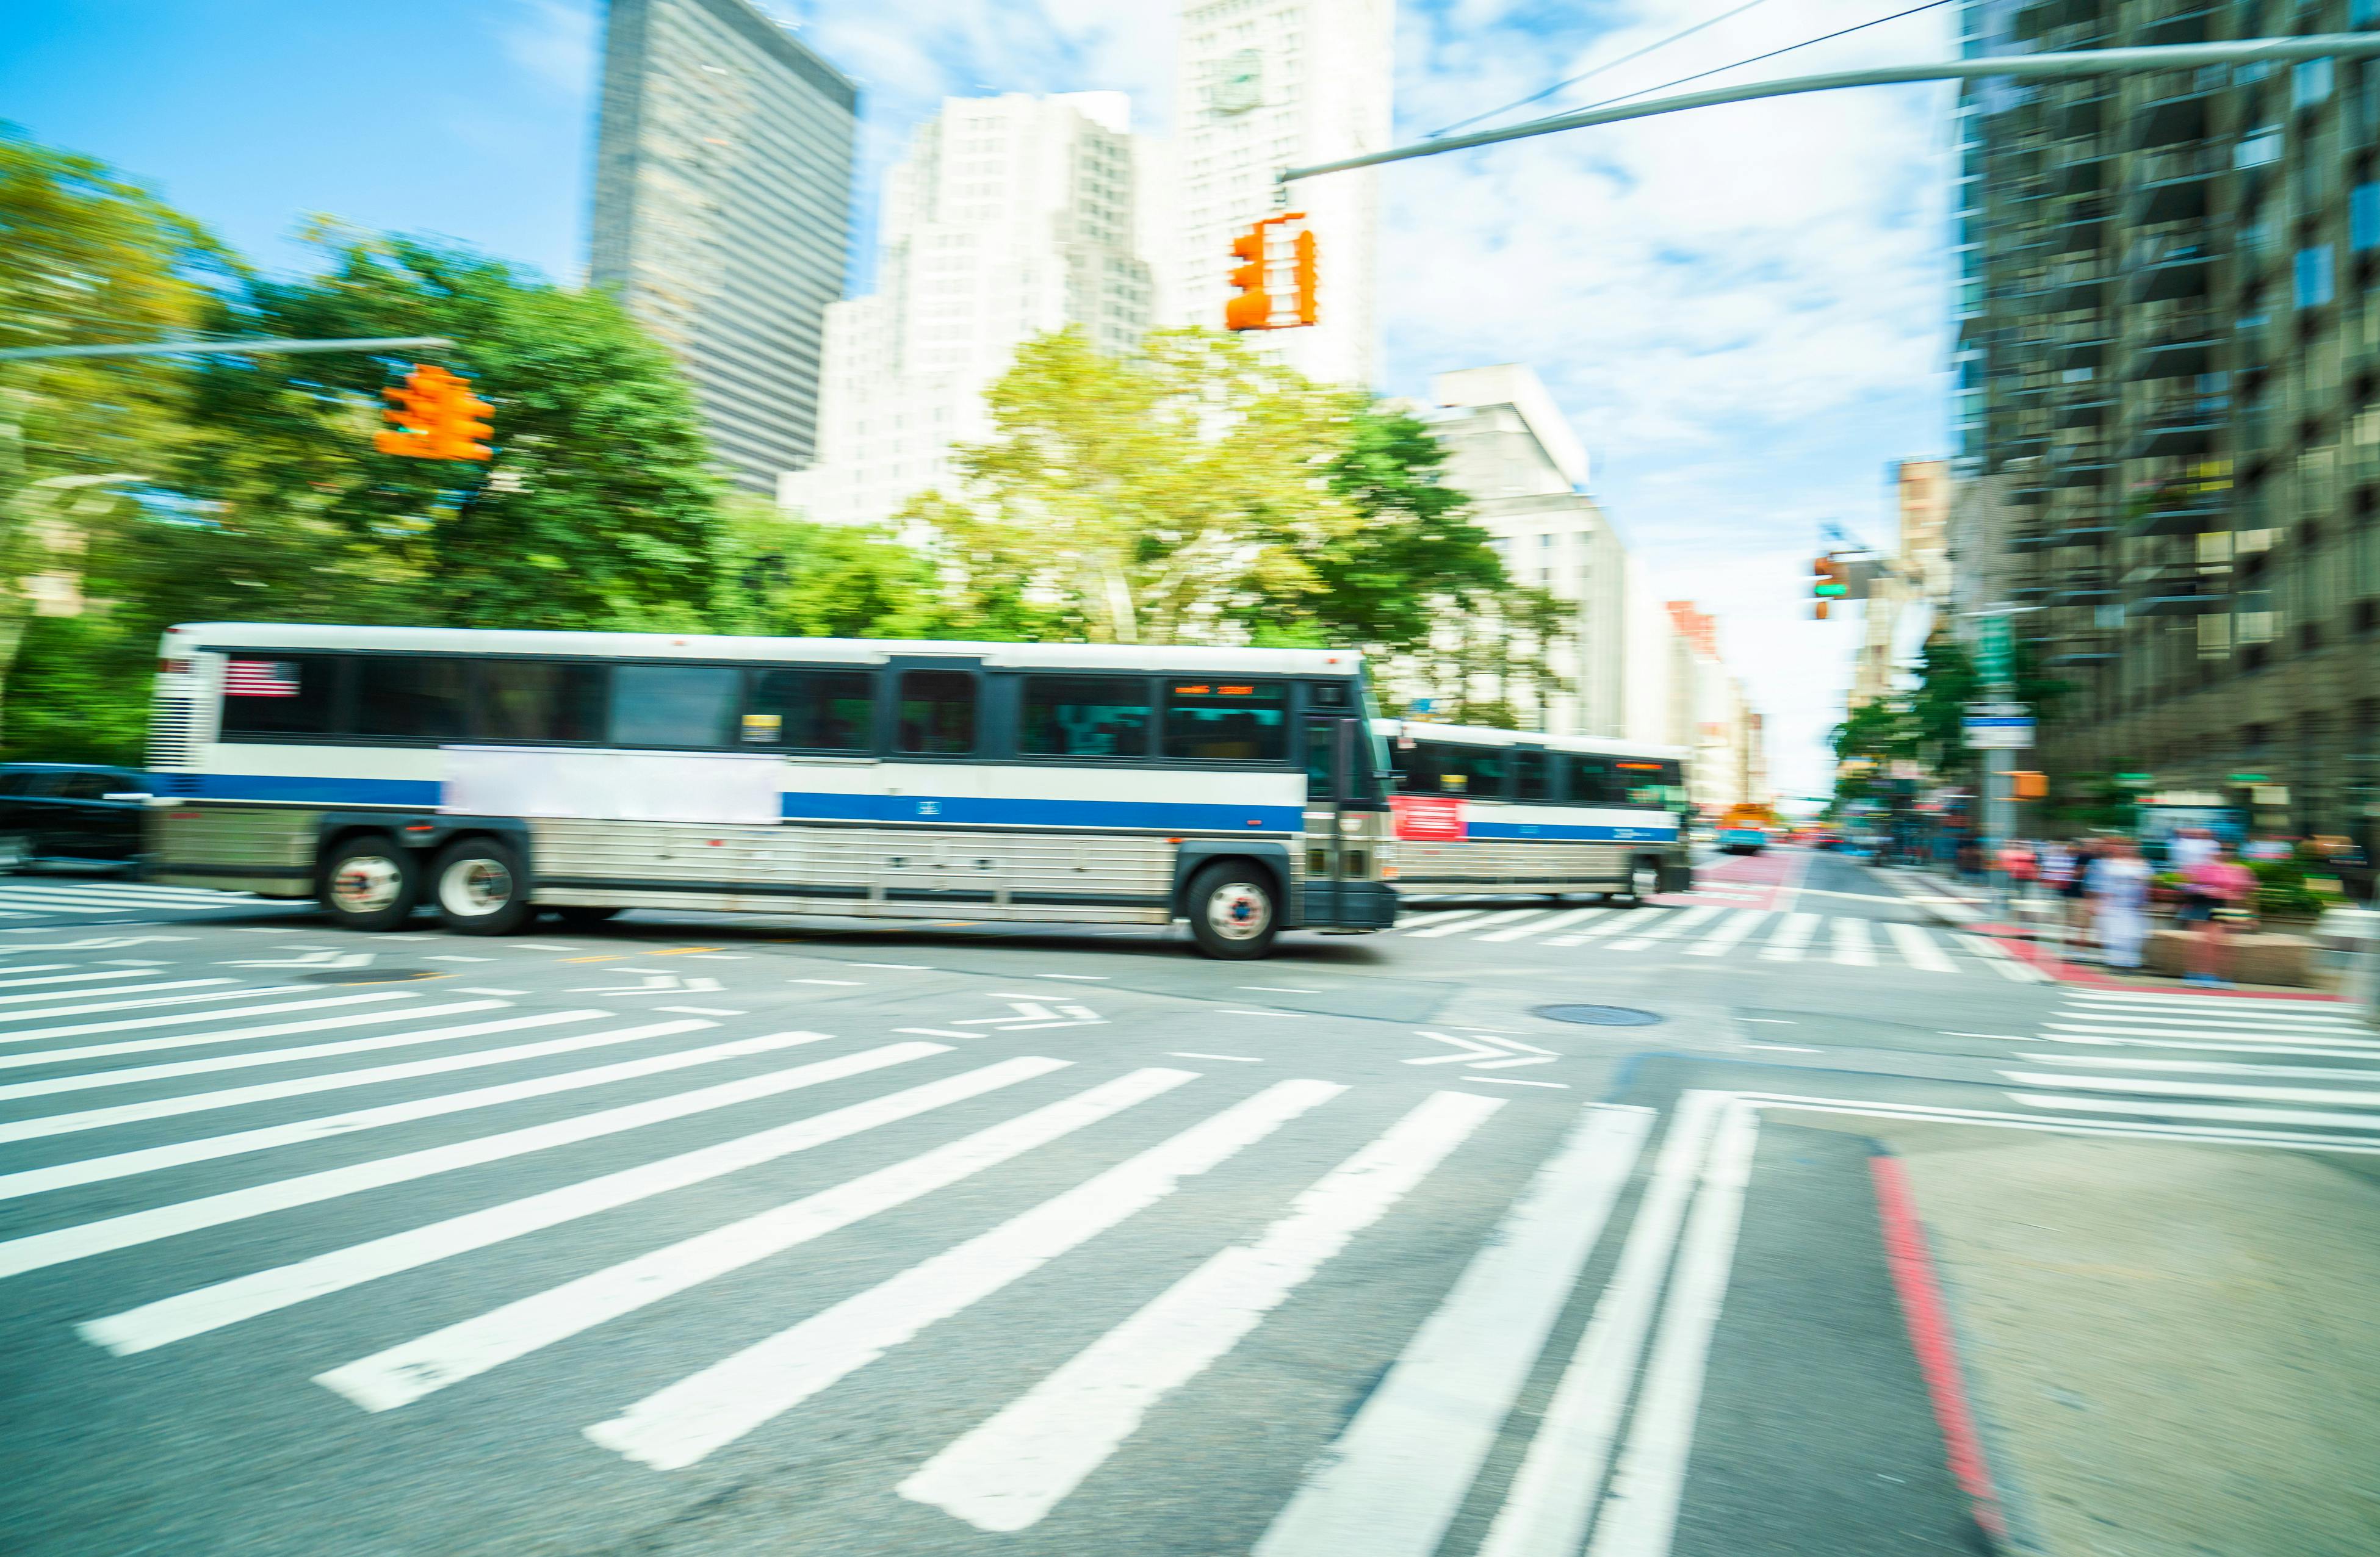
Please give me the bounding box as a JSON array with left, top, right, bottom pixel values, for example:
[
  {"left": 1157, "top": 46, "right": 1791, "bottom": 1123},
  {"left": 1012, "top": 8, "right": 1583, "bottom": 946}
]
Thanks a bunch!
[{"left": 591, "top": 0, "right": 857, "bottom": 492}]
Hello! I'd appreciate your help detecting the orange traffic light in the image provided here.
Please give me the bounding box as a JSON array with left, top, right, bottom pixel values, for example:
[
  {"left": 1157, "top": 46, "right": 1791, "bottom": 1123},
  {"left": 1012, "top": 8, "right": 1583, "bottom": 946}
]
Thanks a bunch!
[
  {"left": 1224, "top": 214, "right": 1318, "bottom": 331},
  {"left": 1224, "top": 225, "right": 1269, "bottom": 331},
  {"left": 374, "top": 363, "right": 493, "bottom": 461},
  {"left": 1292, "top": 228, "right": 1318, "bottom": 326},
  {"left": 2014, "top": 770, "right": 2048, "bottom": 799}
]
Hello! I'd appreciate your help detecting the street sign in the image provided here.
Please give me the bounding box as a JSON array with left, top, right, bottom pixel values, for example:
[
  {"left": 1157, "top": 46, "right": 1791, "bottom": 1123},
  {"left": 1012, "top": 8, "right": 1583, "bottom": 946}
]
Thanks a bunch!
[
  {"left": 2227, "top": 772, "right": 2268, "bottom": 783},
  {"left": 1977, "top": 614, "right": 2014, "bottom": 686},
  {"left": 2116, "top": 772, "right": 2152, "bottom": 786},
  {"left": 1964, "top": 710, "right": 2034, "bottom": 749}
]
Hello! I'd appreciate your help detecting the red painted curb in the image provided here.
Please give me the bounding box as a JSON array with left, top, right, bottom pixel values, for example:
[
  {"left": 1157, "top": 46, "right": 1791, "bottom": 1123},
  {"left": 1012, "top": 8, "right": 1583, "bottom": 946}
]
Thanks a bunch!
[{"left": 1869, "top": 1152, "right": 2009, "bottom": 1548}]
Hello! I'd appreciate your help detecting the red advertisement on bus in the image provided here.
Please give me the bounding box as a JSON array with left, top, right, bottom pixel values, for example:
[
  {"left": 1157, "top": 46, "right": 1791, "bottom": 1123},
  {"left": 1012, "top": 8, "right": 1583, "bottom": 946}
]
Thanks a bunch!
[{"left": 1391, "top": 794, "right": 1466, "bottom": 841}]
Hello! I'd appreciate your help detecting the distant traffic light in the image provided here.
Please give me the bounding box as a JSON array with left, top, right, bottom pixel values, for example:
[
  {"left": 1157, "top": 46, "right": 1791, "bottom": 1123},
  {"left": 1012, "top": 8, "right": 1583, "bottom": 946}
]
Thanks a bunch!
[
  {"left": 2013, "top": 770, "right": 2048, "bottom": 799},
  {"left": 1811, "top": 555, "right": 1847, "bottom": 619},
  {"left": 374, "top": 363, "right": 493, "bottom": 462},
  {"left": 1224, "top": 214, "right": 1318, "bottom": 331}
]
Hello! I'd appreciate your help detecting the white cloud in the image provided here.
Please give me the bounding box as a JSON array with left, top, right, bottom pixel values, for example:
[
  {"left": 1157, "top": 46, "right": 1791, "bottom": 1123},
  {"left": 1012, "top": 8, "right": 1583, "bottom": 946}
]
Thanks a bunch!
[{"left": 498, "top": 0, "right": 599, "bottom": 95}]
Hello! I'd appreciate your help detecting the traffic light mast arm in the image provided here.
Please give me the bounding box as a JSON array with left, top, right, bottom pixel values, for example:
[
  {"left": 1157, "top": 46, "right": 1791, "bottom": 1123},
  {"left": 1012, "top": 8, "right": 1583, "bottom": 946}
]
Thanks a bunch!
[
  {"left": 0, "top": 335, "right": 452, "bottom": 362},
  {"left": 1275, "top": 36, "right": 2380, "bottom": 185}
]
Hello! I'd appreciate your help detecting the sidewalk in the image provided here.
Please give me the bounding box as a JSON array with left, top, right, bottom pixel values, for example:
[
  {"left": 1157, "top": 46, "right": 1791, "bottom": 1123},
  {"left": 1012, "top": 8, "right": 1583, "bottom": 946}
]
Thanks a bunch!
[{"left": 1871, "top": 1120, "right": 2380, "bottom": 1557}]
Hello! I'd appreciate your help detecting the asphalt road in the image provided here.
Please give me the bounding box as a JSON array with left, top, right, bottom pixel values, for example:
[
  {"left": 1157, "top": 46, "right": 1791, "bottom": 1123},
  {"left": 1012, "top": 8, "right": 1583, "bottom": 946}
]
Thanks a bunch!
[{"left": 5, "top": 849, "right": 2371, "bottom": 1555}]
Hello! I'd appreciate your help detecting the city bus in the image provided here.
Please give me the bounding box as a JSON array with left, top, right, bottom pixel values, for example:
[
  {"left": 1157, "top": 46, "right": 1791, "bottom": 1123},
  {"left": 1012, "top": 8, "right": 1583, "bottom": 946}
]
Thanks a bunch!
[
  {"left": 1372, "top": 719, "right": 1692, "bottom": 904},
  {"left": 135, "top": 625, "right": 1399, "bottom": 958},
  {"left": 1717, "top": 802, "right": 1778, "bottom": 854}
]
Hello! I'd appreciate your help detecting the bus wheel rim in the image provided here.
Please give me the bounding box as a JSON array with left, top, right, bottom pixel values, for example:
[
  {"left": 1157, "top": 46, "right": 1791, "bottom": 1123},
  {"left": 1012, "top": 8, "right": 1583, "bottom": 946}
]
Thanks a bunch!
[
  {"left": 333, "top": 855, "right": 403, "bottom": 913},
  {"left": 444, "top": 858, "right": 512, "bottom": 916},
  {"left": 1205, "top": 882, "right": 1269, "bottom": 940}
]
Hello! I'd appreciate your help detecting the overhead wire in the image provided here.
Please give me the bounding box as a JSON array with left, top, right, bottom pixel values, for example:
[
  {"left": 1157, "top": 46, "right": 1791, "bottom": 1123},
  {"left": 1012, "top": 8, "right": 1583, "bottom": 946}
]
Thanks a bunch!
[
  {"left": 1426, "top": 0, "right": 1779, "bottom": 140},
  {"left": 1567, "top": 0, "right": 1959, "bottom": 117}
]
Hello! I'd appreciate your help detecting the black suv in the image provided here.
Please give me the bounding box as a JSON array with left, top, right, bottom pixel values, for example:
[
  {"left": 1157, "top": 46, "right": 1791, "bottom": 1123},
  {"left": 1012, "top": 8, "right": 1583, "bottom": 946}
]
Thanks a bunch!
[{"left": 0, "top": 764, "right": 151, "bottom": 872}]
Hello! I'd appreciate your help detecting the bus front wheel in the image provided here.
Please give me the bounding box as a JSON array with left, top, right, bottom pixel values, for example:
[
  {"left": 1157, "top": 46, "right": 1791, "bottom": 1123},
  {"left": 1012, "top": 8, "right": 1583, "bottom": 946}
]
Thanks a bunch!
[
  {"left": 1187, "top": 861, "right": 1279, "bottom": 960},
  {"left": 1622, "top": 858, "right": 1662, "bottom": 906},
  {"left": 432, "top": 838, "right": 534, "bottom": 936}
]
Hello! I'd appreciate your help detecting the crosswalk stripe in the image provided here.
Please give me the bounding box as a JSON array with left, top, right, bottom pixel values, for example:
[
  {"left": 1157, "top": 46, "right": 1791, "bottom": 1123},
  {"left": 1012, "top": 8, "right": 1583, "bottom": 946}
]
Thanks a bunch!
[
  {"left": 1830, "top": 919, "right": 1875, "bottom": 966},
  {"left": 316, "top": 1066, "right": 1200, "bottom": 1414},
  {"left": 0, "top": 1012, "right": 676, "bottom": 1146},
  {"left": 1250, "top": 1103, "right": 1654, "bottom": 1557},
  {"left": 0, "top": 983, "right": 283, "bottom": 1030},
  {"left": 0, "top": 990, "right": 414, "bottom": 1050},
  {"left": 1885, "top": 922, "right": 1956, "bottom": 974},
  {"left": 0, "top": 965, "right": 124, "bottom": 988},
  {"left": 2007, "top": 1093, "right": 2380, "bottom": 1131},
  {"left": 1682, "top": 909, "right": 1768, "bottom": 957},
  {"left": 900, "top": 1090, "right": 1514, "bottom": 1531},
  {"left": 1410, "top": 908, "right": 1541, "bottom": 940},
  {"left": 2000, "top": 1072, "right": 2380, "bottom": 1107},
  {"left": 0, "top": 1019, "right": 739, "bottom": 1215},
  {"left": 0, "top": 898, "right": 131, "bottom": 915},
  {"left": 2047, "top": 1014, "right": 2360, "bottom": 1038},
  {"left": 1953, "top": 933, "right": 2044, "bottom": 981},
  {"left": 1474, "top": 1094, "right": 1723, "bottom": 1557},
  {"left": 14, "top": 885, "right": 250, "bottom": 902},
  {"left": 1479, "top": 907, "right": 1606, "bottom": 943},
  {"left": 2046, "top": 1018, "right": 2367, "bottom": 1040},
  {"left": 0, "top": 1035, "right": 900, "bottom": 1282},
  {"left": 2065, "top": 990, "right": 2356, "bottom": 1017},
  {"left": 1584, "top": 1098, "right": 1759, "bottom": 1557},
  {"left": 0, "top": 976, "right": 229, "bottom": 1008},
  {"left": 1396, "top": 909, "right": 1490, "bottom": 935},
  {"left": 0, "top": 994, "right": 440, "bottom": 1073},
  {"left": 1598, "top": 909, "right": 1675, "bottom": 952},
  {"left": 1610, "top": 907, "right": 1721, "bottom": 953},
  {"left": 81, "top": 1053, "right": 1061, "bottom": 1356},
  {"left": 1546, "top": 912, "right": 1645, "bottom": 947},
  {"left": 2016, "top": 1054, "right": 2380, "bottom": 1081},
  {"left": 1758, "top": 912, "right": 1820, "bottom": 962},
  {"left": 0, "top": 1004, "right": 543, "bottom": 1102},
  {"left": 593, "top": 1077, "right": 1351, "bottom": 1476},
  {"left": 2030, "top": 1032, "right": 2380, "bottom": 1059}
]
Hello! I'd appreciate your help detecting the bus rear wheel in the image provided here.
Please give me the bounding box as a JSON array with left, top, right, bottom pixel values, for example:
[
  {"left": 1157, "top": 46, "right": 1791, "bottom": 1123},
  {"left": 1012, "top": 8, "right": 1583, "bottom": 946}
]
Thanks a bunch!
[
  {"left": 320, "top": 835, "right": 417, "bottom": 932},
  {"left": 432, "top": 838, "right": 533, "bottom": 936},
  {"left": 1187, "top": 861, "right": 1278, "bottom": 960}
]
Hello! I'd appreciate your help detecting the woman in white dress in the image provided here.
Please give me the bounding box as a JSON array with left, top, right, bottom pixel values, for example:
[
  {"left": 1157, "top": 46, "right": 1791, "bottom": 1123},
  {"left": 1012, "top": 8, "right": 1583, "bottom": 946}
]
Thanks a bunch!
[{"left": 2088, "top": 836, "right": 2152, "bottom": 971}]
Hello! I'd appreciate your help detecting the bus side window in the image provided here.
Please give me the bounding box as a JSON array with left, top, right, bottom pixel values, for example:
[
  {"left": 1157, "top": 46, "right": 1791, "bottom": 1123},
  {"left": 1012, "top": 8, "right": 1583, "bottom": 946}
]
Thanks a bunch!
[
  {"left": 896, "top": 669, "right": 976, "bottom": 755},
  {"left": 1512, "top": 750, "right": 1550, "bottom": 802},
  {"left": 1570, "top": 755, "right": 1619, "bottom": 805},
  {"left": 1164, "top": 681, "right": 1286, "bottom": 761},
  {"left": 747, "top": 668, "right": 874, "bottom": 750},
  {"left": 1440, "top": 744, "right": 1506, "bottom": 800},
  {"left": 355, "top": 656, "right": 470, "bottom": 741},
  {"left": 1020, "top": 675, "right": 1151, "bottom": 758},
  {"left": 611, "top": 664, "right": 740, "bottom": 749},
  {"left": 218, "top": 654, "right": 341, "bottom": 741},
  {"left": 475, "top": 661, "right": 606, "bottom": 743}
]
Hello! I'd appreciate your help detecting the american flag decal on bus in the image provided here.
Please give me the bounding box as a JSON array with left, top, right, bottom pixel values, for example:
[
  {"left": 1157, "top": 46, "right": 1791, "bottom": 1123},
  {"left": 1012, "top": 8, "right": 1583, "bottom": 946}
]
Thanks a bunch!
[{"left": 224, "top": 660, "right": 301, "bottom": 698}]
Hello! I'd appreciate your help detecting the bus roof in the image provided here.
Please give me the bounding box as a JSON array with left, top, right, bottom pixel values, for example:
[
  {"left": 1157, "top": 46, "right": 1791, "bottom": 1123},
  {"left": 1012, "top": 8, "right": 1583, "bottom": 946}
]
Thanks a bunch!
[
  {"left": 1371, "top": 717, "right": 1687, "bottom": 763},
  {"left": 164, "top": 625, "right": 1369, "bottom": 677}
]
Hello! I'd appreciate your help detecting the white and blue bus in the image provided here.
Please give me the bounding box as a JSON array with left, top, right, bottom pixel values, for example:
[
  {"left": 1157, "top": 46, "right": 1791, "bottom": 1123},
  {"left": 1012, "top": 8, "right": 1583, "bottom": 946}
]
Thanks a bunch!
[
  {"left": 1374, "top": 719, "right": 1692, "bottom": 904},
  {"left": 138, "top": 625, "right": 1399, "bottom": 958}
]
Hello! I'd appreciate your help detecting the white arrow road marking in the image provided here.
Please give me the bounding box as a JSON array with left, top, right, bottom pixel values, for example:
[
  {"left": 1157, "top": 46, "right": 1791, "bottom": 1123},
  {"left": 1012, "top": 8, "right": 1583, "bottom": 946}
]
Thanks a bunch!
[{"left": 1405, "top": 1030, "right": 1559, "bottom": 1069}]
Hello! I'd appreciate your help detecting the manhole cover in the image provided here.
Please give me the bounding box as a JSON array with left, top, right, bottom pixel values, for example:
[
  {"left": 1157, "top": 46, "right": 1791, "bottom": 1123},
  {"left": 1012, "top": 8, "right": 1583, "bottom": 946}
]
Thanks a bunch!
[
  {"left": 298, "top": 969, "right": 445, "bottom": 984},
  {"left": 1534, "top": 1004, "right": 1663, "bottom": 1027}
]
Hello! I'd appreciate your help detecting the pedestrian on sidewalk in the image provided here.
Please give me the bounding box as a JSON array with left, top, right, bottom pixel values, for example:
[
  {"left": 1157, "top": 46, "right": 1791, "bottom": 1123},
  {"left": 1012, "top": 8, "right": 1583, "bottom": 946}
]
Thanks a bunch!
[
  {"left": 2087, "top": 836, "right": 2151, "bottom": 969},
  {"left": 2062, "top": 835, "right": 2102, "bottom": 952},
  {"left": 2185, "top": 841, "right": 2257, "bottom": 987},
  {"left": 2001, "top": 838, "right": 2039, "bottom": 915}
]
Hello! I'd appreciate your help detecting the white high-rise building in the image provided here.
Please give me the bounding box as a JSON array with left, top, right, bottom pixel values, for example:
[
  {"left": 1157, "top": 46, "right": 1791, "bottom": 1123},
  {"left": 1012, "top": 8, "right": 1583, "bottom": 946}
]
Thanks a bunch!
[
  {"left": 1163, "top": 0, "right": 1393, "bottom": 388},
  {"left": 1424, "top": 365, "right": 1629, "bottom": 738},
  {"left": 781, "top": 92, "right": 1152, "bottom": 527}
]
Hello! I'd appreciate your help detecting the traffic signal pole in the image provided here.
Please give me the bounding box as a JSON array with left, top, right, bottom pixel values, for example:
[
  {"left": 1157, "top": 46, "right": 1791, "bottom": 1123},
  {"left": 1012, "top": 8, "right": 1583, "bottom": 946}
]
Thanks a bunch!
[
  {"left": 1277, "top": 35, "right": 2380, "bottom": 185},
  {"left": 0, "top": 336, "right": 453, "bottom": 362}
]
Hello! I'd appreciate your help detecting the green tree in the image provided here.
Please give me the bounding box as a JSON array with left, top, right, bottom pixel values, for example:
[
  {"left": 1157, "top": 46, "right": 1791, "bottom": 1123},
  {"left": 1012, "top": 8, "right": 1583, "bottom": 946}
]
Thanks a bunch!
[
  {"left": 0, "top": 125, "right": 229, "bottom": 745},
  {"left": 711, "top": 502, "right": 953, "bottom": 639},
  {"left": 163, "top": 227, "right": 722, "bottom": 632}
]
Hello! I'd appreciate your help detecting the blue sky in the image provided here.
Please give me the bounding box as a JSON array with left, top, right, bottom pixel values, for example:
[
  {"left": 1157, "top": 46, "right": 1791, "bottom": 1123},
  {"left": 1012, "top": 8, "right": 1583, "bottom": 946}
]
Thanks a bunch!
[{"left": 0, "top": 0, "right": 1958, "bottom": 794}]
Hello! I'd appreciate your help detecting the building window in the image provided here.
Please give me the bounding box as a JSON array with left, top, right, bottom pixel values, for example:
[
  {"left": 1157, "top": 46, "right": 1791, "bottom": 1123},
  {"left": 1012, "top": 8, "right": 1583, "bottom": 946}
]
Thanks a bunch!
[
  {"left": 2354, "top": 183, "right": 2380, "bottom": 252},
  {"left": 2237, "top": 125, "right": 2284, "bottom": 168},
  {"left": 2296, "top": 245, "right": 2336, "bottom": 309},
  {"left": 2293, "top": 57, "right": 2334, "bottom": 110}
]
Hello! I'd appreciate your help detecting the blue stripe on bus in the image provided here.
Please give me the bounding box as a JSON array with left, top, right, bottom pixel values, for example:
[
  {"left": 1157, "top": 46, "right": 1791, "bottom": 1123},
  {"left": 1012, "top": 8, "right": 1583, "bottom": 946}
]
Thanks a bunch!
[
  {"left": 1465, "top": 821, "right": 1679, "bottom": 843},
  {"left": 165, "top": 776, "right": 1304, "bottom": 833},
  {"left": 179, "top": 774, "right": 444, "bottom": 806},
  {"left": 779, "top": 792, "right": 1305, "bottom": 832}
]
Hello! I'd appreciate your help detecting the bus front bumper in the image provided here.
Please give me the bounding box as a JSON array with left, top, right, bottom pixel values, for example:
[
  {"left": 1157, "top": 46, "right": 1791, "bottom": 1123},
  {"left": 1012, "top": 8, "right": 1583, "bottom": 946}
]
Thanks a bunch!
[{"left": 1306, "top": 879, "right": 1399, "bottom": 931}]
